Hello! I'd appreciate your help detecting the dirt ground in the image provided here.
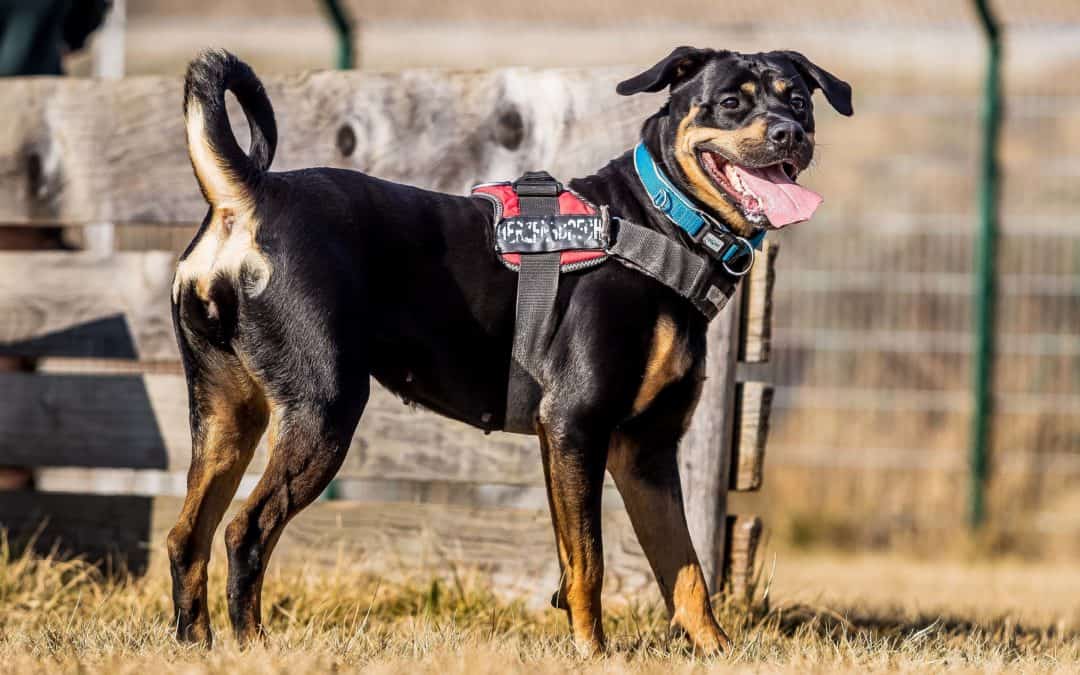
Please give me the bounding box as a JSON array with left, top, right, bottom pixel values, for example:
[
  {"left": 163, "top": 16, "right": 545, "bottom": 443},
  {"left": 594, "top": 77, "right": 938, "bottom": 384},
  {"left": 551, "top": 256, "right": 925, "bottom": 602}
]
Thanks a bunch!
[{"left": 3, "top": 541, "right": 1079, "bottom": 674}]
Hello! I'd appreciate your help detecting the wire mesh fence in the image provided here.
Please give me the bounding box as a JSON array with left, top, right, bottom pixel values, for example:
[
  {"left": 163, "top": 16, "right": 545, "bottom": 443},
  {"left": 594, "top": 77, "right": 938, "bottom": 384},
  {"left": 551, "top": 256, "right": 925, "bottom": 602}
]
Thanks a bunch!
[{"left": 759, "top": 8, "right": 1080, "bottom": 549}]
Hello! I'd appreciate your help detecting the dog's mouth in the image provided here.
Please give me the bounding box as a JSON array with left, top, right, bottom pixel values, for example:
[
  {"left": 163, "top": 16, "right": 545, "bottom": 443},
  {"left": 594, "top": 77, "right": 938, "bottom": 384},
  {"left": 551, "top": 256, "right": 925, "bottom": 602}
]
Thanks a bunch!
[{"left": 698, "top": 150, "right": 822, "bottom": 228}]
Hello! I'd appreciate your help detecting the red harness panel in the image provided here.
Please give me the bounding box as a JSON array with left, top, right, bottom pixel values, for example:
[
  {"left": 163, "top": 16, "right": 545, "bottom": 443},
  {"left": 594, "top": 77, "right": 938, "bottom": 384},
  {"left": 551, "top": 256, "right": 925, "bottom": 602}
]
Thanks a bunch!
[{"left": 473, "top": 183, "right": 608, "bottom": 269}]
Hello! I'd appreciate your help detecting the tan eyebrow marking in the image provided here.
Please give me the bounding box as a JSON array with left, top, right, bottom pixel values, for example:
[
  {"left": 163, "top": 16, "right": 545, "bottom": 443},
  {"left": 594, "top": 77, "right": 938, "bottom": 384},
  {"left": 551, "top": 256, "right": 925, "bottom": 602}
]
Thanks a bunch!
[{"left": 740, "top": 81, "right": 757, "bottom": 95}]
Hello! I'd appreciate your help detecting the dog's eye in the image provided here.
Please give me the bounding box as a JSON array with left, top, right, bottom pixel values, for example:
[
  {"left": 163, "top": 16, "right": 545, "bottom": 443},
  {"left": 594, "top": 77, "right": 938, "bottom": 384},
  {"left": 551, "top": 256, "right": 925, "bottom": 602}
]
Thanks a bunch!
[
  {"left": 791, "top": 96, "right": 807, "bottom": 112},
  {"left": 720, "top": 96, "right": 741, "bottom": 110}
]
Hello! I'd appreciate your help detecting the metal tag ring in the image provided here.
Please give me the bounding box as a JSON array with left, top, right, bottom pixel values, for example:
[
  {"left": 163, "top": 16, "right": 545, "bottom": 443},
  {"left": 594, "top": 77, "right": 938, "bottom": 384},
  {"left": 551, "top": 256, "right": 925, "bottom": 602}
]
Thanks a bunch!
[{"left": 721, "top": 236, "right": 756, "bottom": 277}]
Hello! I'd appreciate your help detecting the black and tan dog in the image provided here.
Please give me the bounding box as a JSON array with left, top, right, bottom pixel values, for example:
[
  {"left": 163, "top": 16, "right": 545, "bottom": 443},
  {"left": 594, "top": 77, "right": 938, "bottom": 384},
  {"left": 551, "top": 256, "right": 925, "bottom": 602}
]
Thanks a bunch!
[{"left": 167, "top": 46, "right": 851, "bottom": 655}]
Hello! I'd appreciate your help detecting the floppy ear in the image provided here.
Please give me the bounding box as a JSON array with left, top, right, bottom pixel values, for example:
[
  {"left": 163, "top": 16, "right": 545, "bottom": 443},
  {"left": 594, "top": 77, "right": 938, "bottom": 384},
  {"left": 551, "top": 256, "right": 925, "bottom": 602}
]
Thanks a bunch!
[
  {"left": 616, "top": 46, "right": 715, "bottom": 96},
  {"left": 775, "top": 51, "right": 854, "bottom": 116}
]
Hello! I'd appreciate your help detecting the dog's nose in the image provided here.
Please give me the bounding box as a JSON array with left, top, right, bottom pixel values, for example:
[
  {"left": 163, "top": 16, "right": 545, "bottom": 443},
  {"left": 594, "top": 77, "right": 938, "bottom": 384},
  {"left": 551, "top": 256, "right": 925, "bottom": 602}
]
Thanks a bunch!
[{"left": 768, "top": 121, "right": 805, "bottom": 150}]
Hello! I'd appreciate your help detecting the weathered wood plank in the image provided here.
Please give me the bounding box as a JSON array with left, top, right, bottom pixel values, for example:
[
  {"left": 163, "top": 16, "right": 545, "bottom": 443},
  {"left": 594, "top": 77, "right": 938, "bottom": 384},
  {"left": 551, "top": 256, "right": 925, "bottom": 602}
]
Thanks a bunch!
[
  {"left": 0, "top": 372, "right": 173, "bottom": 469},
  {"left": 0, "top": 251, "right": 177, "bottom": 361},
  {"left": 0, "top": 69, "right": 654, "bottom": 225},
  {"left": 730, "top": 381, "right": 774, "bottom": 492},
  {"left": 0, "top": 490, "right": 154, "bottom": 575},
  {"left": 273, "top": 500, "right": 657, "bottom": 602},
  {"left": 7, "top": 483, "right": 761, "bottom": 606},
  {"left": 155, "top": 496, "right": 656, "bottom": 603},
  {"left": 740, "top": 239, "right": 778, "bottom": 364},
  {"left": 679, "top": 291, "right": 742, "bottom": 593},
  {"left": 0, "top": 489, "right": 654, "bottom": 600},
  {"left": 0, "top": 371, "right": 543, "bottom": 484},
  {"left": 724, "top": 514, "right": 762, "bottom": 602},
  {"left": 34, "top": 470, "right": 628, "bottom": 512}
]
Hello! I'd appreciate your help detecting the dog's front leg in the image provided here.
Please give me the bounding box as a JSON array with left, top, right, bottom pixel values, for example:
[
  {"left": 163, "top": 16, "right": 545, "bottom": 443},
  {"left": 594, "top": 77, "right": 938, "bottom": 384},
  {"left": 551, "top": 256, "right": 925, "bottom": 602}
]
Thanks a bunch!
[
  {"left": 607, "top": 432, "right": 731, "bottom": 655},
  {"left": 537, "top": 411, "right": 610, "bottom": 656}
]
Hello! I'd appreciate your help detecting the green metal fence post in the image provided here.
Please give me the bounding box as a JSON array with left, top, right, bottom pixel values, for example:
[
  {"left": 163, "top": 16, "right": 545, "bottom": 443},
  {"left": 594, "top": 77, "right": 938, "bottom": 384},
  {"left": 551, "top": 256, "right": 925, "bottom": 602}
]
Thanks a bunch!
[
  {"left": 969, "top": 0, "right": 1002, "bottom": 529},
  {"left": 322, "top": 0, "right": 355, "bottom": 70}
]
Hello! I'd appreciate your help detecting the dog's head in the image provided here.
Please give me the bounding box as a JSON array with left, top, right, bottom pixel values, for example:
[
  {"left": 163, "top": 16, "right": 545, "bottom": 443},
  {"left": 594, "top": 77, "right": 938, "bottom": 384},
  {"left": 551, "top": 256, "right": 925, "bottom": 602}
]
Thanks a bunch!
[{"left": 618, "top": 47, "right": 853, "bottom": 234}]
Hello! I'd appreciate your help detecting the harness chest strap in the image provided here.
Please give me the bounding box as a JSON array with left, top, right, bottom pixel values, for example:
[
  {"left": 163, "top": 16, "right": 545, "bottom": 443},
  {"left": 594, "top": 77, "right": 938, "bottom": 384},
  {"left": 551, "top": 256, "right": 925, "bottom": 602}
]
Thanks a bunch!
[
  {"left": 607, "top": 219, "right": 734, "bottom": 320},
  {"left": 503, "top": 172, "right": 565, "bottom": 433}
]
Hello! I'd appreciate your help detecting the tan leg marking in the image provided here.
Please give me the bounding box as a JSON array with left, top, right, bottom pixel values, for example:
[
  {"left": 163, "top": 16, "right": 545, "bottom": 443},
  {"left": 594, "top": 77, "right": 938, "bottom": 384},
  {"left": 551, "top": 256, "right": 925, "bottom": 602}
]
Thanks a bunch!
[
  {"left": 167, "top": 355, "right": 268, "bottom": 646},
  {"left": 633, "top": 315, "right": 691, "bottom": 415},
  {"left": 538, "top": 426, "right": 571, "bottom": 610},
  {"left": 607, "top": 435, "right": 730, "bottom": 654},
  {"left": 537, "top": 422, "right": 606, "bottom": 656}
]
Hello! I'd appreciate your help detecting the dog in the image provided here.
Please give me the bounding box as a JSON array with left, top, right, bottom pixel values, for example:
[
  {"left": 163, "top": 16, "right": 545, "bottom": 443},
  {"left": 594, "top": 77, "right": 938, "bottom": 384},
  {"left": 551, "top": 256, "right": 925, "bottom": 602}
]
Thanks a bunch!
[{"left": 167, "top": 46, "right": 852, "bottom": 655}]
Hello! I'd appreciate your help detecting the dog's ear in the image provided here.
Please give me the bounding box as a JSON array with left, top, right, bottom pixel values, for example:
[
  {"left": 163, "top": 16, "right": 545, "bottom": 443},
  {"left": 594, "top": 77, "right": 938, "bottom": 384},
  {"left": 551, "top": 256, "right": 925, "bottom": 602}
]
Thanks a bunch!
[
  {"left": 616, "top": 46, "right": 715, "bottom": 96},
  {"left": 774, "top": 51, "right": 854, "bottom": 116}
]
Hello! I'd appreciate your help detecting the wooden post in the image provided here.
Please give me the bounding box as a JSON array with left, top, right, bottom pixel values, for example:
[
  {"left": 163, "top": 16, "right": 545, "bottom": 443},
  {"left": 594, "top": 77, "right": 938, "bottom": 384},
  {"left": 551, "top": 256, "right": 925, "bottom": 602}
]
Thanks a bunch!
[
  {"left": 84, "top": 0, "right": 125, "bottom": 255},
  {"left": 679, "top": 294, "right": 742, "bottom": 593},
  {"left": 724, "top": 514, "right": 763, "bottom": 602},
  {"left": 681, "top": 241, "right": 777, "bottom": 598},
  {"left": 725, "top": 240, "right": 779, "bottom": 599}
]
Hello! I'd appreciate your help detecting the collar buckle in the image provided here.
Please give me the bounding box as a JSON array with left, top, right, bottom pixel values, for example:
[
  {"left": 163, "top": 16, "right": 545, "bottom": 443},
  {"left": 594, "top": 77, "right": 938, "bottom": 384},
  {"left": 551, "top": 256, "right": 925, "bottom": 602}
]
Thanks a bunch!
[{"left": 699, "top": 227, "right": 755, "bottom": 277}]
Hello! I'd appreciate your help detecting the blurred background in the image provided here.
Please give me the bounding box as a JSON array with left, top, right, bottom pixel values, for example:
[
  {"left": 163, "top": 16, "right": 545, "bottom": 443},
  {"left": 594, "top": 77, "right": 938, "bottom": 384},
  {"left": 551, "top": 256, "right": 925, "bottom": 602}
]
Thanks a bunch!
[{"left": 6, "top": 0, "right": 1080, "bottom": 559}]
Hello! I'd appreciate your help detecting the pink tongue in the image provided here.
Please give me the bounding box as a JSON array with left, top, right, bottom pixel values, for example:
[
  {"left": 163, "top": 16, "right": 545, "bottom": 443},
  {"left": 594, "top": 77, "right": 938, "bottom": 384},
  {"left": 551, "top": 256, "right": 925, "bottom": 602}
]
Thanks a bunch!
[{"left": 730, "top": 164, "right": 823, "bottom": 227}]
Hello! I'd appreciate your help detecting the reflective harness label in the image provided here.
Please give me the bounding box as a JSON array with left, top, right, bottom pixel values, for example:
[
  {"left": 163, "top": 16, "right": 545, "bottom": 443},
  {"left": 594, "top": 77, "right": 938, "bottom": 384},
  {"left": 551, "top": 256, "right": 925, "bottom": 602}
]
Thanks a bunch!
[{"left": 494, "top": 214, "right": 607, "bottom": 253}]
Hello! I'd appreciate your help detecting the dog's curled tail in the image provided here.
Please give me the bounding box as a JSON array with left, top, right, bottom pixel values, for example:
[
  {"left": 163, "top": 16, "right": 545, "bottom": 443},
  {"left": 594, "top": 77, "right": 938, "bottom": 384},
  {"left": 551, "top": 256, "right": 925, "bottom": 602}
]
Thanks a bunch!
[{"left": 184, "top": 49, "right": 277, "bottom": 207}]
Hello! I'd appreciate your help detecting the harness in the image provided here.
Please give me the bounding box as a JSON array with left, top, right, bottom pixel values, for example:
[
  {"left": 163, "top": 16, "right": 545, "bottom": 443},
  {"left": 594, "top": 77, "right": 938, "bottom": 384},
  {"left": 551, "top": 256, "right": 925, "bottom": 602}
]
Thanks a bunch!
[{"left": 473, "top": 142, "right": 764, "bottom": 433}]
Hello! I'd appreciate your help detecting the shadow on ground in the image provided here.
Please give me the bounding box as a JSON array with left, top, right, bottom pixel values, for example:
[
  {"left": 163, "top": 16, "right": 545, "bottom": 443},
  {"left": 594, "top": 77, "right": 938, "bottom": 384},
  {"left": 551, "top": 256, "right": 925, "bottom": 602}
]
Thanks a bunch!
[{"left": 760, "top": 601, "right": 1073, "bottom": 650}]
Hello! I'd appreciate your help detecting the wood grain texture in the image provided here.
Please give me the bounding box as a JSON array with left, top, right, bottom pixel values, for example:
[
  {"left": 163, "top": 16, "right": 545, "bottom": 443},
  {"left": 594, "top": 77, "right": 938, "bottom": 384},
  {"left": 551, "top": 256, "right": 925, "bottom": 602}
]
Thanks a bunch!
[
  {"left": 1, "top": 371, "right": 543, "bottom": 484},
  {"left": 730, "top": 381, "right": 774, "bottom": 492},
  {"left": 740, "top": 240, "right": 778, "bottom": 364},
  {"left": 33, "top": 470, "right": 627, "bottom": 513},
  {"left": 724, "top": 514, "right": 762, "bottom": 602},
  {"left": 0, "top": 251, "right": 177, "bottom": 360},
  {"left": 0, "top": 488, "right": 653, "bottom": 600},
  {"left": 0, "top": 490, "right": 155, "bottom": 575},
  {"left": 146, "top": 496, "right": 657, "bottom": 603},
  {"left": 0, "top": 371, "right": 174, "bottom": 469},
  {"left": 7, "top": 486, "right": 757, "bottom": 604},
  {"left": 679, "top": 295, "right": 742, "bottom": 594},
  {"left": 5, "top": 480, "right": 763, "bottom": 606},
  {"left": 0, "top": 69, "right": 655, "bottom": 225}
]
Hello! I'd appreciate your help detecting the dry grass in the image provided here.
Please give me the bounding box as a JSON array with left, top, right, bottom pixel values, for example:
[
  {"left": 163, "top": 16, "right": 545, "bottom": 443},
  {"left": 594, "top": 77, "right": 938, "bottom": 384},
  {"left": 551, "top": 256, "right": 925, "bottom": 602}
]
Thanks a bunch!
[{"left": 2, "top": 537, "right": 1079, "bottom": 674}]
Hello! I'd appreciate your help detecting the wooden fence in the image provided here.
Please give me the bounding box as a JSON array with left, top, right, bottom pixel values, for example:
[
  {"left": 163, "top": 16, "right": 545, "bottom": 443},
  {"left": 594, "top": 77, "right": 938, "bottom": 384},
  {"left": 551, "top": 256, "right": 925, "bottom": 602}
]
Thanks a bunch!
[{"left": 0, "top": 68, "right": 774, "bottom": 602}]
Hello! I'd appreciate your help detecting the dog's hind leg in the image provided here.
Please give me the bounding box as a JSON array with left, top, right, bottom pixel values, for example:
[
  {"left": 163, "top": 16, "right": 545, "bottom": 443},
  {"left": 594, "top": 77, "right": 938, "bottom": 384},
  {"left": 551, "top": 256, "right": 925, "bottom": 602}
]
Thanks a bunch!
[
  {"left": 223, "top": 388, "right": 368, "bottom": 644},
  {"left": 167, "top": 348, "right": 268, "bottom": 647},
  {"left": 537, "top": 407, "right": 610, "bottom": 657},
  {"left": 606, "top": 380, "right": 731, "bottom": 654}
]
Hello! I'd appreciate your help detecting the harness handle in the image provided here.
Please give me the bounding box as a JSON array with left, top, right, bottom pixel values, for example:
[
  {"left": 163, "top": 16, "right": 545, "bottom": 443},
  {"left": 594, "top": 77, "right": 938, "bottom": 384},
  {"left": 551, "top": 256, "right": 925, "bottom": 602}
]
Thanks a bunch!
[{"left": 513, "top": 171, "right": 562, "bottom": 197}]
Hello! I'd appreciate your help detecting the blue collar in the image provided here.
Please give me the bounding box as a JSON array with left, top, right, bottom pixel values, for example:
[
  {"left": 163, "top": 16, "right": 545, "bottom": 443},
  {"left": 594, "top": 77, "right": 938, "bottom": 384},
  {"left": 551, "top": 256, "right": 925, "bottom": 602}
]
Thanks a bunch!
[{"left": 632, "top": 141, "right": 765, "bottom": 250}]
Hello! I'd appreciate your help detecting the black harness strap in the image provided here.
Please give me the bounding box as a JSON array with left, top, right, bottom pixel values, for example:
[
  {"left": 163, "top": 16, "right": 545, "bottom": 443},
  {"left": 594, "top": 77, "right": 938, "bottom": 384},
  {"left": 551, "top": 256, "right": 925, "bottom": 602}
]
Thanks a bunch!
[
  {"left": 607, "top": 219, "right": 734, "bottom": 319},
  {"left": 505, "top": 172, "right": 563, "bottom": 433}
]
